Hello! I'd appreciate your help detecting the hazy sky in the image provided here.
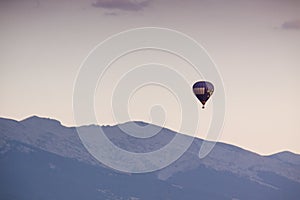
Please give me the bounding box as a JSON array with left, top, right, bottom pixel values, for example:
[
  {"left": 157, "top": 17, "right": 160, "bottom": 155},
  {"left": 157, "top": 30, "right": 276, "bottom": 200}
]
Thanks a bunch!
[{"left": 1, "top": 0, "right": 300, "bottom": 155}]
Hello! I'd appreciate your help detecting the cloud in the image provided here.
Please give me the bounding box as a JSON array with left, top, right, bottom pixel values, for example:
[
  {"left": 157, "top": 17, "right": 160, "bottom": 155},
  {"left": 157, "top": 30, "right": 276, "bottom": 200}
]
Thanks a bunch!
[
  {"left": 92, "top": 0, "right": 151, "bottom": 11},
  {"left": 281, "top": 19, "right": 300, "bottom": 30},
  {"left": 104, "top": 12, "right": 118, "bottom": 16}
]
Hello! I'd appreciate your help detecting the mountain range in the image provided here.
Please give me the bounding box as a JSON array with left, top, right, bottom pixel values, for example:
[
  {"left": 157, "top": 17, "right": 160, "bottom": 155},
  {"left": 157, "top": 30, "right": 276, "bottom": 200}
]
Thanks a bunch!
[{"left": 0, "top": 116, "right": 299, "bottom": 199}]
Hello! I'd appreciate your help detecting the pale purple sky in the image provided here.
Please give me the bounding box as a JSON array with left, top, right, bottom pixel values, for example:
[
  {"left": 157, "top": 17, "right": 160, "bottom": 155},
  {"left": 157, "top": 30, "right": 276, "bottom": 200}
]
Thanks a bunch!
[{"left": 0, "top": 0, "right": 300, "bottom": 155}]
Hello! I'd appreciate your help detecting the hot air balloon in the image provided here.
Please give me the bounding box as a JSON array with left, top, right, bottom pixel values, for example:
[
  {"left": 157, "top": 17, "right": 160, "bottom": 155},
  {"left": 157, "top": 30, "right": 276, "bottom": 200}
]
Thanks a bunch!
[{"left": 193, "top": 81, "right": 214, "bottom": 109}]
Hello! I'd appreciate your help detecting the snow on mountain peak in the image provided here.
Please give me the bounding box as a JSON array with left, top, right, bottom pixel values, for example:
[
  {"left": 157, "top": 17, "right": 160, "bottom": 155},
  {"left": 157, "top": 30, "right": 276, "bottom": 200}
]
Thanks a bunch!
[
  {"left": 1, "top": 116, "right": 300, "bottom": 185},
  {"left": 20, "top": 115, "right": 62, "bottom": 127}
]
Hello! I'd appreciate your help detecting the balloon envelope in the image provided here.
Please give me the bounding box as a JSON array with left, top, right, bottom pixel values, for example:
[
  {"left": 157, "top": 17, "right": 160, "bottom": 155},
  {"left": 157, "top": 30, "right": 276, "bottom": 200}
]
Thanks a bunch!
[{"left": 193, "top": 81, "right": 214, "bottom": 108}]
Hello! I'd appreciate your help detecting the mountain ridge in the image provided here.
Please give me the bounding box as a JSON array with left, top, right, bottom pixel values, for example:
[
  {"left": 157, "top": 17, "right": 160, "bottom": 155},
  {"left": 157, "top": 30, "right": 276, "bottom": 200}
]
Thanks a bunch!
[
  {"left": 3, "top": 115, "right": 298, "bottom": 157},
  {"left": 1, "top": 115, "right": 300, "bottom": 199}
]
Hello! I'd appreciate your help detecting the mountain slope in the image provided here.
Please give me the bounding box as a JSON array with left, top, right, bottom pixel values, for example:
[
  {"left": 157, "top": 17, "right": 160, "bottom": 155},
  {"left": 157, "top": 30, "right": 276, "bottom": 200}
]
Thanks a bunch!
[{"left": 0, "top": 116, "right": 300, "bottom": 199}]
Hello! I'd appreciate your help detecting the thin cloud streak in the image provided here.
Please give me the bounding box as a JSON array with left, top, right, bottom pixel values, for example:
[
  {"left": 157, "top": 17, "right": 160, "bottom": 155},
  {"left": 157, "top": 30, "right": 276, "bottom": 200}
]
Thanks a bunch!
[
  {"left": 92, "top": 0, "right": 151, "bottom": 11},
  {"left": 281, "top": 19, "right": 300, "bottom": 30},
  {"left": 104, "top": 12, "right": 118, "bottom": 16}
]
